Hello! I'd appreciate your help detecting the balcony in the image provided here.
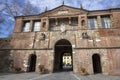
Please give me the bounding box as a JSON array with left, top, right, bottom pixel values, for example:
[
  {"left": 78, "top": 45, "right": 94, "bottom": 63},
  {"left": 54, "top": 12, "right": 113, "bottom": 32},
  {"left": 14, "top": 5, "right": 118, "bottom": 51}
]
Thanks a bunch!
[{"left": 49, "top": 17, "right": 78, "bottom": 31}]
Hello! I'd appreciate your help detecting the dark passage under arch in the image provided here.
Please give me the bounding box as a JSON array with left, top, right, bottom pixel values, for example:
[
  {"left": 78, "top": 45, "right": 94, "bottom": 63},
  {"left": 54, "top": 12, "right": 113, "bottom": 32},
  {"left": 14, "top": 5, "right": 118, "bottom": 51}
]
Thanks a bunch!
[
  {"left": 53, "top": 39, "right": 73, "bottom": 72},
  {"left": 92, "top": 54, "right": 102, "bottom": 74},
  {"left": 28, "top": 54, "right": 37, "bottom": 72}
]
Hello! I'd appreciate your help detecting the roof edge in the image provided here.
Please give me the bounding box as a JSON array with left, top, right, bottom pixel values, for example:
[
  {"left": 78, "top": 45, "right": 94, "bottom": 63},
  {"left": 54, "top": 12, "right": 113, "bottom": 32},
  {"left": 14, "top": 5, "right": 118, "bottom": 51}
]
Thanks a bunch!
[{"left": 14, "top": 5, "right": 120, "bottom": 18}]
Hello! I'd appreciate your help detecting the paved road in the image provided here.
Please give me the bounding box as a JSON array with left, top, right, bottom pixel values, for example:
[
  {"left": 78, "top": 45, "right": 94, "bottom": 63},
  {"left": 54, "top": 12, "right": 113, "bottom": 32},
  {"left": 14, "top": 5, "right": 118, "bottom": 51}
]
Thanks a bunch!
[
  {"left": 76, "top": 74, "right": 120, "bottom": 80},
  {"left": 0, "top": 72, "right": 41, "bottom": 80},
  {"left": 31, "top": 72, "right": 79, "bottom": 80},
  {"left": 0, "top": 72, "right": 120, "bottom": 80},
  {"left": 0, "top": 72, "right": 79, "bottom": 80},
  {"left": 33, "top": 72, "right": 79, "bottom": 80}
]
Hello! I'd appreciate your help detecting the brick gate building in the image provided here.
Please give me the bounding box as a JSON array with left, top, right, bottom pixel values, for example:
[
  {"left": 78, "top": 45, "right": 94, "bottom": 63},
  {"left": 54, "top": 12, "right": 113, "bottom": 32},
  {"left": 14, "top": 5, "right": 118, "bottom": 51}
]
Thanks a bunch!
[{"left": 9, "top": 4, "right": 120, "bottom": 75}]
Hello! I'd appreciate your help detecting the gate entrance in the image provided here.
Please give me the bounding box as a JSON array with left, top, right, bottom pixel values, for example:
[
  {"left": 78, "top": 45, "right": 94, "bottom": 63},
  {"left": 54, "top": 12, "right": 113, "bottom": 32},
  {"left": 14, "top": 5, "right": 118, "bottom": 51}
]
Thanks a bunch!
[
  {"left": 92, "top": 54, "right": 102, "bottom": 74},
  {"left": 28, "top": 54, "right": 36, "bottom": 72},
  {"left": 53, "top": 39, "right": 73, "bottom": 72}
]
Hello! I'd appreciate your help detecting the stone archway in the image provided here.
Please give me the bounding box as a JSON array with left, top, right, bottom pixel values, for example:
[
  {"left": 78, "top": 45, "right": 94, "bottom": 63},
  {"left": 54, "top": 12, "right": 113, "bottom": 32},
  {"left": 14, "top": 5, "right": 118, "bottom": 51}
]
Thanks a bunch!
[
  {"left": 53, "top": 39, "right": 73, "bottom": 72},
  {"left": 92, "top": 54, "right": 102, "bottom": 74},
  {"left": 28, "top": 54, "right": 37, "bottom": 72}
]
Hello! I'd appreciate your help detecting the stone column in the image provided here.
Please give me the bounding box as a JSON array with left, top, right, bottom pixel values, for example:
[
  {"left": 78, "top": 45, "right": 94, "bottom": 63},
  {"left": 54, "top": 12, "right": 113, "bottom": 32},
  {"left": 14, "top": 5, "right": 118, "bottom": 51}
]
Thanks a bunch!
[
  {"left": 30, "top": 20, "right": 33, "bottom": 32},
  {"left": 69, "top": 17, "right": 71, "bottom": 24},
  {"left": 110, "top": 15, "right": 113, "bottom": 28},
  {"left": 97, "top": 16, "right": 102, "bottom": 28},
  {"left": 14, "top": 18, "right": 23, "bottom": 32},
  {"left": 78, "top": 15, "right": 81, "bottom": 29},
  {"left": 51, "top": 50, "right": 54, "bottom": 73},
  {"left": 55, "top": 18, "right": 58, "bottom": 25},
  {"left": 46, "top": 18, "right": 49, "bottom": 31}
]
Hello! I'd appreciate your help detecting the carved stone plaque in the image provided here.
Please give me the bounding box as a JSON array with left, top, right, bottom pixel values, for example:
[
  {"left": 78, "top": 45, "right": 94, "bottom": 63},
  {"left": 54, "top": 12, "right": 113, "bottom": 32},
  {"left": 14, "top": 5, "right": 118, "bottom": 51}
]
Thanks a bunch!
[
  {"left": 58, "top": 11, "right": 68, "bottom": 15},
  {"left": 60, "top": 23, "right": 66, "bottom": 32}
]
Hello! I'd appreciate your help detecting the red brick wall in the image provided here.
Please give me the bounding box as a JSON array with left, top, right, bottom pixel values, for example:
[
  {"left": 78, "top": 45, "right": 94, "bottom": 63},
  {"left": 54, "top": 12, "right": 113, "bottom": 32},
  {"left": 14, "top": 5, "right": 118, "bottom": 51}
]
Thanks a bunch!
[
  {"left": 14, "top": 18, "right": 23, "bottom": 32},
  {"left": 0, "top": 39, "right": 11, "bottom": 49},
  {"left": 11, "top": 33, "right": 35, "bottom": 49},
  {"left": 112, "top": 12, "right": 120, "bottom": 28},
  {"left": 0, "top": 50, "right": 12, "bottom": 72},
  {"left": 108, "top": 49, "right": 120, "bottom": 75}
]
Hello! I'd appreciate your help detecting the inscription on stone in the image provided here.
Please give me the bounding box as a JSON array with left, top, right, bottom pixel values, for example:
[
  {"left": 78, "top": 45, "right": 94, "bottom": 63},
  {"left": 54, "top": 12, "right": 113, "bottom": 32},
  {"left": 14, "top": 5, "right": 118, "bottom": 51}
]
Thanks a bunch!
[{"left": 58, "top": 11, "right": 68, "bottom": 15}]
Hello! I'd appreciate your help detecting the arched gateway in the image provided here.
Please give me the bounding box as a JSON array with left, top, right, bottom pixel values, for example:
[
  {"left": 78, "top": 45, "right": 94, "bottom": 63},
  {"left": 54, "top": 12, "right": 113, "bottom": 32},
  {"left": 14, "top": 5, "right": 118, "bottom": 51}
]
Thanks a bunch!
[
  {"left": 53, "top": 39, "right": 73, "bottom": 72},
  {"left": 92, "top": 54, "right": 102, "bottom": 74},
  {"left": 28, "top": 54, "right": 37, "bottom": 72}
]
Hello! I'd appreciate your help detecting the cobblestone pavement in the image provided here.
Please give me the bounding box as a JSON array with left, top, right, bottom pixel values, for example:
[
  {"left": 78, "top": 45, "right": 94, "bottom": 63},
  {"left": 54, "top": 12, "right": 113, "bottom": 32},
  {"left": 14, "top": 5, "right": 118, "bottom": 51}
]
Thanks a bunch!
[{"left": 0, "top": 72, "right": 120, "bottom": 80}]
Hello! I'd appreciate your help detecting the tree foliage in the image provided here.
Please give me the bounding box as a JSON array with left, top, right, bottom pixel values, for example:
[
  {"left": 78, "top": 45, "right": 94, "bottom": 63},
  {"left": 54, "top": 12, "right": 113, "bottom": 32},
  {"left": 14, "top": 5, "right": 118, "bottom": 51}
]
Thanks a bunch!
[
  {"left": 2, "top": 0, "right": 40, "bottom": 16},
  {"left": 0, "top": 0, "right": 40, "bottom": 37},
  {"left": 22, "top": 1, "right": 40, "bottom": 16}
]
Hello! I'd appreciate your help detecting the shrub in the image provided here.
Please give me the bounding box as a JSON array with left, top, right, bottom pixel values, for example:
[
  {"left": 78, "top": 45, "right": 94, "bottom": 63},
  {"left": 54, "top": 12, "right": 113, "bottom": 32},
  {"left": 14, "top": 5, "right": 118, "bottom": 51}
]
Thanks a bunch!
[
  {"left": 15, "top": 67, "right": 21, "bottom": 73},
  {"left": 38, "top": 65, "right": 45, "bottom": 74},
  {"left": 80, "top": 66, "right": 86, "bottom": 73},
  {"left": 80, "top": 66, "right": 88, "bottom": 75}
]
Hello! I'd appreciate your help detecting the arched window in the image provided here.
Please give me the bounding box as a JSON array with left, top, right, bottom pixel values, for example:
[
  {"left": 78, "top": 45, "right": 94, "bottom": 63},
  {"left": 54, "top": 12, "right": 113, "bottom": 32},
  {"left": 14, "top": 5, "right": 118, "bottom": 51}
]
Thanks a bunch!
[{"left": 81, "top": 20, "right": 85, "bottom": 29}]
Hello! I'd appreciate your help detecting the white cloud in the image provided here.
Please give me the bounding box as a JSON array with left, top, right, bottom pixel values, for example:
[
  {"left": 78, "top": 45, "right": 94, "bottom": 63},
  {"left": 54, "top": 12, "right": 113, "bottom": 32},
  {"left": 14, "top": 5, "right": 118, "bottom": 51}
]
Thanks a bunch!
[
  {"left": 22, "top": 0, "right": 120, "bottom": 11},
  {"left": 81, "top": 0, "right": 104, "bottom": 10},
  {"left": 27, "top": 0, "right": 62, "bottom": 12},
  {"left": 27, "top": 0, "right": 107, "bottom": 11},
  {"left": 8, "top": 17, "right": 14, "bottom": 21},
  {"left": 0, "top": 4, "right": 6, "bottom": 11},
  {"left": 65, "top": 0, "right": 80, "bottom": 7}
]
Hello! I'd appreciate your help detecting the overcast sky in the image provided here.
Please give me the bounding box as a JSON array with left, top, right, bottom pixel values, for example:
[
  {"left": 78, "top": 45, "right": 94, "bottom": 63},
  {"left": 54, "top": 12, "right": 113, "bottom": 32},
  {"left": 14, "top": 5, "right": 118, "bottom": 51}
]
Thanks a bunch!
[
  {"left": 0, "top": 0, "right": 120, "bottom": 38},
  {"left": 28, "top": 0, "right": 120, "bottom": 11}
]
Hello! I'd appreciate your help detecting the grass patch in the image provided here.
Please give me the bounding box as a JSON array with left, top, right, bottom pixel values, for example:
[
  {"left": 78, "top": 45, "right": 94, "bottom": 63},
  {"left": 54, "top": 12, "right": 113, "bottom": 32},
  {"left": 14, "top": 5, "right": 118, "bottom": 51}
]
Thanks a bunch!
[{"left": 0, "top": 38, "right": 11, "bottom": 40}]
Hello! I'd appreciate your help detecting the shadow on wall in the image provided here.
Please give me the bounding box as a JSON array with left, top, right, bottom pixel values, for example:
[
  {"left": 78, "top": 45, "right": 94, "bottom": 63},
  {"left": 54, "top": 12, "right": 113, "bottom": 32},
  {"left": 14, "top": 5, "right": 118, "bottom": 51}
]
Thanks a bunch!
[
  {"left": 0, "top": 38, "right": 13, "bottom": 73},
  {"left": 0, "top": 50, "right": 13, "bottom": 73}
]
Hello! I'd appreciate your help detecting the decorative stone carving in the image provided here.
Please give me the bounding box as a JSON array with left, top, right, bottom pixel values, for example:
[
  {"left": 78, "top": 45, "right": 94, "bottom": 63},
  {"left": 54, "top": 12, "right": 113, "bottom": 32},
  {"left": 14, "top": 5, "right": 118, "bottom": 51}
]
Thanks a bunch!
[
  {"left": 82, "top": 32, "right": 90, "bottom": 39},
  {"left": 60, "top": 23, "right": 66, "bottom": 32},
  {"left": 40, "top": 33, "right": 46, "bottom": 40},
  {"left": 58, "top": 11, "right": 68, "bottom": 15}
]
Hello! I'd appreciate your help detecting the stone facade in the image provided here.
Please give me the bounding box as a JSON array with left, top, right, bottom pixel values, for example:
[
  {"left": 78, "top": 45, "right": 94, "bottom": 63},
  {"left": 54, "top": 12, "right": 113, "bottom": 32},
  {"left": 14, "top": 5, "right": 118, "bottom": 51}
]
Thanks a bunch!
[
  {"left": 0, "top": 5, "right": 120, "bottom": 75},
  {"left": 0, "top": 39, "right": 13, "bottom": 72}
]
